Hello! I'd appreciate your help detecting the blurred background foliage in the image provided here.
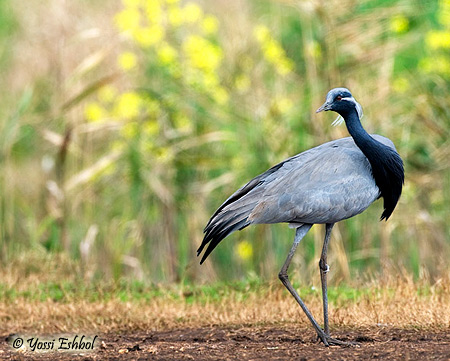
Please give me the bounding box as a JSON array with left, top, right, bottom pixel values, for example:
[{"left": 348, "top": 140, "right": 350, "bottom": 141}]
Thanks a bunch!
[{"left": 0, "top": 0, "right": 448, "bottom": 287}]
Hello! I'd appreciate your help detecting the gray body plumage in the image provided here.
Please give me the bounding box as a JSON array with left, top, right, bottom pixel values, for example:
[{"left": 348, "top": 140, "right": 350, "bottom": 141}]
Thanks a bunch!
[{"left": 206, "top": 134, "right": 394, "bottom": 235}]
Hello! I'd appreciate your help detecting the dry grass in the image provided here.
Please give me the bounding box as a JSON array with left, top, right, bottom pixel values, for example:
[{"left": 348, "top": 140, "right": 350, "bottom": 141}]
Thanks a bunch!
[{"left": 1, "top": 278, "right": 449, "bottom": 335}]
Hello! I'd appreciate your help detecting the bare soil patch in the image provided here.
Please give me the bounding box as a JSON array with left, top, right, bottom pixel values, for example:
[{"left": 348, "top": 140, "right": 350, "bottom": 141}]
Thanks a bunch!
[{"left": 2, "top": 326, "right": 449, "bottom": 360}]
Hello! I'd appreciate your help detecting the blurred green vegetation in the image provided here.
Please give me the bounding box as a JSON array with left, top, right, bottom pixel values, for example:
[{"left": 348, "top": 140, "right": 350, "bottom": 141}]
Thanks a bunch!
[{"left": 0, "top": 0, "right": 448, "bottom": 287}]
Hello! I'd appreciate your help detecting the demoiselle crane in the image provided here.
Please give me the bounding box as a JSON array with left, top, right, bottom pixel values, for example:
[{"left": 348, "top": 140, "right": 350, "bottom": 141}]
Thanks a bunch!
[{"left": 197, "top": 88, "right": 404, "bottom": 346}]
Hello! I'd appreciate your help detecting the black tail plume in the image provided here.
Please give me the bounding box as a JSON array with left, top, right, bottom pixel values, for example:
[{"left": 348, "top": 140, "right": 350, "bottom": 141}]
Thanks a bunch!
[
  {"left": 197, "top": 159, "right": 283, "bottom": 263},
  {"left": 197, "top": 215, "right": 250, "bottom": 264}
]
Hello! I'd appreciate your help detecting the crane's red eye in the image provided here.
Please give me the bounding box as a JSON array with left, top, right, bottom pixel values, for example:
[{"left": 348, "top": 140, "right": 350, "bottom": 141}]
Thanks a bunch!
[{"left": 336, "top": 95, "right": 342, "bottom": 101}]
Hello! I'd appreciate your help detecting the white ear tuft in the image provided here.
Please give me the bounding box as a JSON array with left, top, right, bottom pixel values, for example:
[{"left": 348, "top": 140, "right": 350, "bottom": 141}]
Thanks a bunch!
[
  {"left": 331, "top": 115, "right": 345, "bottom": 127},
  {"left": 355, "top": 101, "right": 364, "bottom": 119}
]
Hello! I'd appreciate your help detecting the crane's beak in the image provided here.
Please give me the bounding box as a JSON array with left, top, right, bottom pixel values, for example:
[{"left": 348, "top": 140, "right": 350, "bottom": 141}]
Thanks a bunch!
[{"left": 316, "top": 102, "right": 331, "bottom": 113}]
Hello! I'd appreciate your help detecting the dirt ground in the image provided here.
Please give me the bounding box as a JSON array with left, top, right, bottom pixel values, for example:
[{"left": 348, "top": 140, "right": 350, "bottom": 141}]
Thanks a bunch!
[{"left": 2, "top": 326, "right": 449, "bottom": 360}]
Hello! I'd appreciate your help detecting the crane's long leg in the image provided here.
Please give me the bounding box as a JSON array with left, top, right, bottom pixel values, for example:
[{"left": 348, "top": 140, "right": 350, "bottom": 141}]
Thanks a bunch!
[
  {"left": 278, "top": 224, "right": 355, "bottom": 347},
  {"left": 319, "top": 223, "right": 334, "bottom": 336}
]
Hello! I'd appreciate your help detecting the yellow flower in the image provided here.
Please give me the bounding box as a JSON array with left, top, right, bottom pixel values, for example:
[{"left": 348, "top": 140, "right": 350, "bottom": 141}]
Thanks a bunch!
[
  {"left": 254, "top": 25, "right": 294, "bottom": 75},
  {"left": 276, "top": 59, "right": 294, "bottom": 76},
  {"left": 183, "top": 2, "right": 203, "bottom": 23},
  {"left": 202, "top": 15, "right": 219, "bottom": 34},
  {"left": 183, "top": 35, "right": 223, "bottom": 72},
  {"left": 166, "top": 0, "right": 180, "bottom": 3},
  {"left": 254, "top": 25, "right": 270, "bottom": 42},
  {"left": 145, "top": 0, "right": 163, "bottom": 24},
  {"left": 168, "top": 6, "right": 184, "bottom": 26},
  {"left": 134, "top": 25, "right": 164, "bottom": 47},
  {"left": 425, "top": 31, "right": 450, "bottom": 49},
  {"left": 275, "top": 97, "right": 294, "bottom": 114},
  {"left": 392, "top": 77, "right": 410, "bottom": 93},
  {"left": 98, "top": 85, "right": 117, "bottom": 103},
  {"left": 118, "top": 51, "right": 138, "bottom": 71},
  {"left": 85, "top": 102, "right": 105, "bottom": 122},
  {"left": 143, "top": 120, "right": 160, "bottom": 135},
  {"left": 236, "top": 240, "right": 253, "bottom": 261},
  {"left": 157, "top": 43, "right": 177, "bottom": 64},
  {"left": 115, "top": 9, "right": 141, "bottom": 32},
  {"left": 263, "top": 39, "right": 283, "bottom": 62},
  {"left": 115, "top": 92, "right": 142, "bottom": 119},
  {"left": 389, "top": 15, "right": 409, "bottom": 34},
  {"left": 419, "top": 56, "right": 450, "bottom": 76}
]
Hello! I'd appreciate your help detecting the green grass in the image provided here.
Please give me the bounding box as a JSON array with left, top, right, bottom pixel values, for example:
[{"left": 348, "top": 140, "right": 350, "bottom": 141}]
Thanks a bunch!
[{"left": 0, "top": 278, "right": 432, "bottom": 307}]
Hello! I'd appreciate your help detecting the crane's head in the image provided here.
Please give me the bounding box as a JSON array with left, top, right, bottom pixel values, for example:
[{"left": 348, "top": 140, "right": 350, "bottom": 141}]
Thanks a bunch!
[{"left": 316, "top": 88, "right": 363, "bottom": 125}]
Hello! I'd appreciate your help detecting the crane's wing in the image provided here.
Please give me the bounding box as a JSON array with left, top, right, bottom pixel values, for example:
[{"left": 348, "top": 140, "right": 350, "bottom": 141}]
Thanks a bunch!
[{"left": 198, "top": 135, "right": 394, "bottom": 263}]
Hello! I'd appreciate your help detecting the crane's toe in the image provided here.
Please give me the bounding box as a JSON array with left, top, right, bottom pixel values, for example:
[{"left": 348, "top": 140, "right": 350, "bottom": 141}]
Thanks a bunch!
[
  {"left": 316, "top": 332, "right": 360, "bottom": 347},
  {"left": 325, "top": 337, "right": 360, "bottom": 347}
]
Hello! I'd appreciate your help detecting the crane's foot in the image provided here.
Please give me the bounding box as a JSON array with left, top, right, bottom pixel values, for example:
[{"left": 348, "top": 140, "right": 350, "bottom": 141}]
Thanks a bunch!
[{"left": 316, "top": 332, "right": 360, "bottom": 347}]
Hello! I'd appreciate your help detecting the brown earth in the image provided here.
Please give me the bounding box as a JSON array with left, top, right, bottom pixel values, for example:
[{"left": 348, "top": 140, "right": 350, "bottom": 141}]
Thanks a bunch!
[
  {"left": 1, "top": 279, "right": 449, "bottom": 360},
  {"left": 2, "top": 326, "right": 449, "bottom": 360}
]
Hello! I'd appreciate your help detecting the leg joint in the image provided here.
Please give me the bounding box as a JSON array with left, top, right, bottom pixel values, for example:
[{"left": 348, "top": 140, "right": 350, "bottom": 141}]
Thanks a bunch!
[
  {"left": 278, "top": 271, "right": 288, "bottom": 282},
  {"left": 319, "top": 260, "right": 329, "bottom": 273}
]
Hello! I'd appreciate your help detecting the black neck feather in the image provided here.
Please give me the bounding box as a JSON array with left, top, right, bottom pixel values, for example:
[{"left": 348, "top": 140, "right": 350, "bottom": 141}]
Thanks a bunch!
[{"left": 342, "top": 108, "right": 404, "bottom": 220}]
